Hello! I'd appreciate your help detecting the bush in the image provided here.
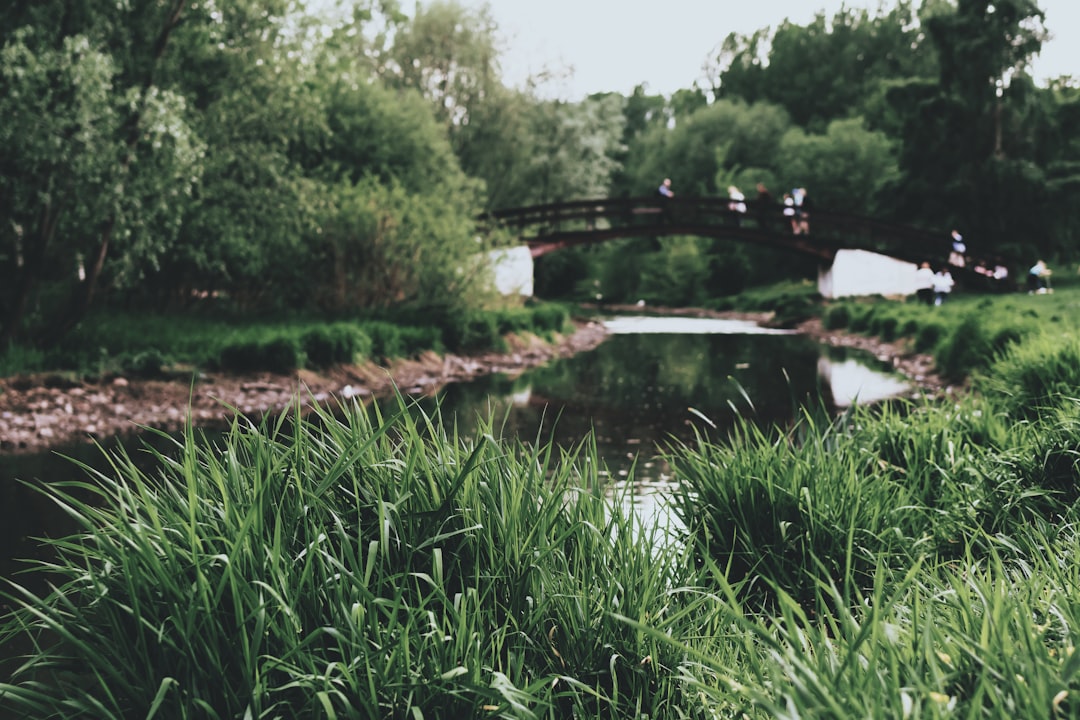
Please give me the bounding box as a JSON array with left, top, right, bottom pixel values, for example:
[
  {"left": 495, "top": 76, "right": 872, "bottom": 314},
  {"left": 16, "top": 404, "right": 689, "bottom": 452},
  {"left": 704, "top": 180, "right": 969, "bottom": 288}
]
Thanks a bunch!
[
  {"left": 936, "top": 315, "right": 993, "bottom": 381},
  {"left": 914, "top": 322, "right": 945, "bottom": 353},
  {"left": 530, "top": 303, "right": 571, "bottom": 334},
  {"left": 441, "top": 311, "right": 505, "bottom": 353},
  {"left": 822, "top": 303, "right": 851, "bottom": 330},
  {"left": 120, "top": 349, "right": 171, "bottom": 378},
  {"left": 848, "top": 305, "right": 874, "bottom": 333},
  {"left": 977, "top": 331, "right": 1080, "bottom": 418},
  {"left": 768, "top": 294, "right": 817, "bottom": 329},
  {"left": 300, "top": 324, "right": 372, "bottom": 367},
  {"left": 875, "top": 316, "right": 900, "bottom": 342},
  {"left": 218, "top": 335, "right": 304, "bottom": 373}
]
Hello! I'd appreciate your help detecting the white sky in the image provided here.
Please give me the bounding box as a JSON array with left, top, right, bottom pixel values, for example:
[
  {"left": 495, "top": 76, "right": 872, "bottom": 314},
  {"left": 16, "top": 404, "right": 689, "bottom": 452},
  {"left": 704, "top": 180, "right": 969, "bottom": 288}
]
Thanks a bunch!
[{"left": 452, "top": 0, "right": 1080, "bottom": 99}]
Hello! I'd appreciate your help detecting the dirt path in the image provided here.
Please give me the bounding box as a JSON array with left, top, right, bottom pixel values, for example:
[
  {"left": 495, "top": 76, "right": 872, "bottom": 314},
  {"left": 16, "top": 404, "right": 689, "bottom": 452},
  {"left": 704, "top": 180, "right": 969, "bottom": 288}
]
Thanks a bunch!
[{"left": 0, "top": 312, "right": 949, "bottom": 455}]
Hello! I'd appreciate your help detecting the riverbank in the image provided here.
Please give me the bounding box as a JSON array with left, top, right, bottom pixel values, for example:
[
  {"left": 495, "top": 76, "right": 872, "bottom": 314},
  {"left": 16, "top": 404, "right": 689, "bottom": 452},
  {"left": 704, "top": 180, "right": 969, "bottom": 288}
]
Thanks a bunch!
[
  {"left": 0, "top": 310, "right": 947, "bottom": 455},
  {"left": 0, "top": 320, "right": 609, "bottom": 455}
]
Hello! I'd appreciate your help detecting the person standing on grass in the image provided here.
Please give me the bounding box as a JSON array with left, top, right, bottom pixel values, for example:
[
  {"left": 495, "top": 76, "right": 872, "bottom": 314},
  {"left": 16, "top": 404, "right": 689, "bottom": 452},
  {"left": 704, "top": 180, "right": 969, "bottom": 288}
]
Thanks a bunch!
[
  {"left": 1028, "top": 259, "right": 1052, "bottom": 293},
  {"left": 933, "top": 266, "right": 955, "bottom": 306}
]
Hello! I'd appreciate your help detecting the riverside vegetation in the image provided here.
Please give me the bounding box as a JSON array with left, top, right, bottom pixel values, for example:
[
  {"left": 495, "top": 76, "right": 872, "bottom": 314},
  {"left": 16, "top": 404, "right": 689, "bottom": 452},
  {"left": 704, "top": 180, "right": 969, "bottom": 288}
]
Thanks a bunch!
[{"left": 5, "top": 280, "right": 1080, "bottom": 718}]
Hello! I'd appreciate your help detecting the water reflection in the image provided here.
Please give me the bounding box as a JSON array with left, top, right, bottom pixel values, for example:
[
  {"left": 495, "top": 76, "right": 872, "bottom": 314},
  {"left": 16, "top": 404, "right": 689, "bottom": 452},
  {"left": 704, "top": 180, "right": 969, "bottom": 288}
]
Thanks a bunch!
[
  {"left": 818, "top": 355, "right": 910, "bottom": 407},
  {"left": 1, "top": 317, "right": 914, "bottom": 584},
  {"left": 425, "top": 328, "right": 828, "bottom": 483},
  {"left": 603, "top": 315, "right": 797, "bottom": 336}
]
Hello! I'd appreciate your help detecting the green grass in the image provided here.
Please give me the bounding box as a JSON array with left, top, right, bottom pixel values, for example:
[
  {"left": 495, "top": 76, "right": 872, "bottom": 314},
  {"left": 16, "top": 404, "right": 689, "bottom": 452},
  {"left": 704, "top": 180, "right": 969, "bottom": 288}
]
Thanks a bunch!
[
  {"left": 0, "top": 396, "right": 706, "bottom": 718},
  {"left": 9, "top": 284, "right": 1080, "bottom": 716},
  {"left": 819, "top": 277, "right": 1080, "bottom": 381},
  {"left": 1, "top": 302, "right": 575, "bottom": 380}
]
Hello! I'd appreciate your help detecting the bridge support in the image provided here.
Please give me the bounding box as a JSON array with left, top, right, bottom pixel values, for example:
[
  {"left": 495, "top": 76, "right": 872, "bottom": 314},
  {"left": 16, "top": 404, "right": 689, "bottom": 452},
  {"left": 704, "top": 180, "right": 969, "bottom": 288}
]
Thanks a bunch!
[
  {"left": 485, "top": 246, "right": 534, "bottom": 297},
  {"left": 819, "top": 249, "right": 919, "bottom": 299}
]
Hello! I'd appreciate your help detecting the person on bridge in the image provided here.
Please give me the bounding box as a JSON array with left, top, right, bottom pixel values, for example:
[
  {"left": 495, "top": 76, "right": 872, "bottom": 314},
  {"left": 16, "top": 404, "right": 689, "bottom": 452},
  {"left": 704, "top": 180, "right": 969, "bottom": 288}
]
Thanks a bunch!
[
  {"left": 948, "top": 230, "right": 967, "bottom": 268},
  {"left": 727, "top": 185, "right": 747, "bottom": 224},
  {"left": 754, "top": 182, "right": 774, "bottom": 228},
  {"left": 793, "top": 187, "right": 811, "bottom": 235},
  {"left": 656, "top": 177, "right": 675, "bottom": 223},
  {"left": 783, "top": 193, "right": 797, "bottom": 233}
]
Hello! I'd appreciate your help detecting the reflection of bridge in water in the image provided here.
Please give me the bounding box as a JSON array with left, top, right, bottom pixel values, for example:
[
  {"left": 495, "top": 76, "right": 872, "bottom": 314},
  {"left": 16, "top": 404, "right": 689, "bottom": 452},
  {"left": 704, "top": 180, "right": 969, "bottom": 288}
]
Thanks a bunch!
[{"left": 481, "top": 196, "right": 1009, "bottom": 298}]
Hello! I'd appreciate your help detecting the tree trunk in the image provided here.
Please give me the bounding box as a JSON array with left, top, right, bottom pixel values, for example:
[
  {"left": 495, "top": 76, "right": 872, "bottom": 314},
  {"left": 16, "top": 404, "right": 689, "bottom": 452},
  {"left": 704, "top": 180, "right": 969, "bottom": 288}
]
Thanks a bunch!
[{"left": 1, "top": 203, "right": 59, "bottom": 350}]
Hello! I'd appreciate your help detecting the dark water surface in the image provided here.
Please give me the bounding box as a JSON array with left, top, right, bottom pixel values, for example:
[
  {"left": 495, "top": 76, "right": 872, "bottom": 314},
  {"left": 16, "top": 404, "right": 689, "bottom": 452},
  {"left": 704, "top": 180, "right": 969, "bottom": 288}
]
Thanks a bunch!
[{"left": 0, "top": 317, "right": 910, "bottom": 588}]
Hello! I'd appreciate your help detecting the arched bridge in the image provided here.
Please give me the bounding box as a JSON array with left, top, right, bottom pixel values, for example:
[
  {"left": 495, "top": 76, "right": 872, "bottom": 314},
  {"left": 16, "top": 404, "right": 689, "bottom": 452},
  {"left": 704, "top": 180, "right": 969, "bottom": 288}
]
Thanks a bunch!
[{"left": 481, "top": 196, "right": 949, "bottom": 266}]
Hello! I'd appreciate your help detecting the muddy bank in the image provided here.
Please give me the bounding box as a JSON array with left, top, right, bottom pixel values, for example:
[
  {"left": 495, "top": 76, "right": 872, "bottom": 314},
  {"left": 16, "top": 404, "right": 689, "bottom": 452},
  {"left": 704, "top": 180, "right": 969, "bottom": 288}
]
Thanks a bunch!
[{"left": 0, "top": 311, "right": 948, "bottom": 455}]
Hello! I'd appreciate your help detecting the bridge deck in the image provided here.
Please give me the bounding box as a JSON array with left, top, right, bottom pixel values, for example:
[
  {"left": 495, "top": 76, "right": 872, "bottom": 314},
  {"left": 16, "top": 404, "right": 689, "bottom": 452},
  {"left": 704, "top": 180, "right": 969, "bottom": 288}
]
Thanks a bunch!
[{"left": 481, "top": 196, "right": 952, "bottom": 266}]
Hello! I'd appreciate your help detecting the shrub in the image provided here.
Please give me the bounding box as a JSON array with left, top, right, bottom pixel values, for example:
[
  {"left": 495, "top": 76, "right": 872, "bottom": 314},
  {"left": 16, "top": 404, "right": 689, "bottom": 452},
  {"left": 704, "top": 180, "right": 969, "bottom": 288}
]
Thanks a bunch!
[
  {"left": 529, "top": 303, "right": 571, "bottom": 335},
  {"left": 878, "top": 316, "right": 900, "bottom": 341},
  {"left": 441, "top": 311, "right": 504, "bottom": 353},
  {"left": 218, "top": 335, "right": 304, "bottom": 373},
  {"left": 977, "top": 331, "right": 1080, "bottom": 418},
  {"left": 768, "top": 295, "right": 817, "bottom": 329},
  {"left": 914, "top": 322, "right": 945, "bottom": 353},
  {"left": 822, "top": 303, "right": 851, "bottom": 330},
  {"left": 848, "top": 305, "right": 874, "bottom": 333},
  {"left": 120, "top": 349, "right": 171, "bottom": 378},
  {"left": 300, "top": 324, "right": 371, "bottom": 367},
  {"left": 493, "top": 308, "right": 533, "bottom": 336},
  {"left": 936, "top": 314, "right": 993, "bottom": 381}
]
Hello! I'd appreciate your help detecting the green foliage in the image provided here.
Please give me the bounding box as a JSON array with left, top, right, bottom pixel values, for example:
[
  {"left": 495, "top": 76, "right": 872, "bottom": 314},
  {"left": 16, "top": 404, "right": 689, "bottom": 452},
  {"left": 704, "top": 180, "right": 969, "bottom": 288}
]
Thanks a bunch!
[
  {"left": 0, "top": 27, "right": 201, "bottom": 346},
  {"left": 976, "top": 330, "right": 1080, "bottom": 419},
  {"left": 637, "top": 238, "right": 710, "bottom": 307},
  {"left": 299, "top": 324, "right": 372, "bottom": 368},
  {"left": 822, "top": 303, "right": 851, "bottom": 330},
  {"left": 526, "top": 302, "right": 572, "bottom": 335},
  {"left": 0, "top": 344, "right": 45, "bottom": 377},
  {"left": 709, "top": 3, "right": 937, "bottom": 129},
  {"left": 440, "top": 310, "right": 505, "bottom": 354},
  {"left": 0, "top": 399, "right": 697, "bottom": 717},
  {"left": 217, "top": 335, "right": 304, "bottom": 374},
  {"left": 780, "top": 117, "right": 900, "bottom": 214},
  {"left": 914, "top": 321, "right": 947, "bottom": 352},
  {"left": 119, "top": 349, "right": 172, "bottom": 378},
  {"left": 357, "top": 319, "right": 447, "bottom": 362},
  {"left": 935, "top": 313, "right": 995, "bottom": 380},
  {"left": 623, "top": 98, "right": 790, "bottom": 198}
]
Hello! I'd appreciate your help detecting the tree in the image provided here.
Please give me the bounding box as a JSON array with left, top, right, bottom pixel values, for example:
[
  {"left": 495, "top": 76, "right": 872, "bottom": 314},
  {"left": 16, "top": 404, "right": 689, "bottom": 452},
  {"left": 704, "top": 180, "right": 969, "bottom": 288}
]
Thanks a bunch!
[
  {"left": 780, "top": 117, "right": 900, "bottom": 215},
  {"left": 886, "top": 0, "right": 1049, "bottom": 253},
  {"left": 384, "top": 0, "right": 502, "bottom": 157},
  {"left": 520, "top": 95, "right": 626, "bottom": 206},
  {"left": 708, "top": 2, "right": 936, "bottom": 131},
  {"left": 622, "top": 99, "right": 791, "bottom": 198},
  {"left": 0, "top": 5, "right": 202, "bottom": 348}
]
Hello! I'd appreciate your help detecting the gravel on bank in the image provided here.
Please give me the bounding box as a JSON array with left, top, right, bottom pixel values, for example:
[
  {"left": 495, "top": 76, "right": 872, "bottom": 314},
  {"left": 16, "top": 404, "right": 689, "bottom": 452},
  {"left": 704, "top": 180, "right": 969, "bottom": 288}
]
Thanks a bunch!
[{"left": 0, "top": 321, "right": 609, "bottom": 455}]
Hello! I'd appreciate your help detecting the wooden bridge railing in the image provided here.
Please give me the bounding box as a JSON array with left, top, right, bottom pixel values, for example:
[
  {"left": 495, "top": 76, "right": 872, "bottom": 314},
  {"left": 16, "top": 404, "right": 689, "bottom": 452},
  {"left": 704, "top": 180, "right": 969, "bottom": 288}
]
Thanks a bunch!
[{"left": 480, "top": 196, "right": 951, "bottom": 265}]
